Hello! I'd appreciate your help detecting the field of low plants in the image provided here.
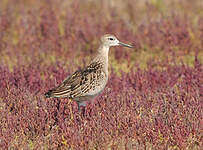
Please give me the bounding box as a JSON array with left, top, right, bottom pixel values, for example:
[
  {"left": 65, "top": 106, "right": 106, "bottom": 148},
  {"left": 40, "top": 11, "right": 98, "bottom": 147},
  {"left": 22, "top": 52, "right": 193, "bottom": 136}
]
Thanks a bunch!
[{"left": 0, "top": 0, "right": 202, "bottom": 149}]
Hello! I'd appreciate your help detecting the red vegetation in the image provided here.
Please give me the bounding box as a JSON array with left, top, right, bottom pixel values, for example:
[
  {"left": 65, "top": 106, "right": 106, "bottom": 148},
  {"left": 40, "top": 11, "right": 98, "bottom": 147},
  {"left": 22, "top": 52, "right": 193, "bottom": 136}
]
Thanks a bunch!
[{"left": 0, "top": 0, "right": 202, "bottom": 149}]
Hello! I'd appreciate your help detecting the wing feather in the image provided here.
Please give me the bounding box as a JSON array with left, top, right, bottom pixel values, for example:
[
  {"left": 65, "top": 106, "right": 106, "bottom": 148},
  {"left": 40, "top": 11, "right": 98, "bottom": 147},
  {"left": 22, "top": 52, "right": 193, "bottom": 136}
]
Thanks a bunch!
[{"left": 45, "top": 61, "right": 104, "bottom": 99}]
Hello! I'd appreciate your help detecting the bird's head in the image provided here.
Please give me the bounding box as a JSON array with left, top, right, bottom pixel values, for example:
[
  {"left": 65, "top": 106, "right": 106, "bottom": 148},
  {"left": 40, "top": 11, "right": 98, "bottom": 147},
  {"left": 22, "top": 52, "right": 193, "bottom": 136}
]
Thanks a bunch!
[{"left": 101, "top": 34, "right": 133, "bottom": 48}]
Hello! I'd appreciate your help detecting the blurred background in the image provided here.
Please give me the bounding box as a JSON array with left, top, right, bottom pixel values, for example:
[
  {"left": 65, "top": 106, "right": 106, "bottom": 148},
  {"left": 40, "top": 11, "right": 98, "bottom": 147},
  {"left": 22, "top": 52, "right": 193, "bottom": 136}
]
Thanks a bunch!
[
  {"left": 0, "top": 0, "right": 202, "bottom": 149},
  {"left": 0, "top": 0, "right": 202, "bottom": 71}
]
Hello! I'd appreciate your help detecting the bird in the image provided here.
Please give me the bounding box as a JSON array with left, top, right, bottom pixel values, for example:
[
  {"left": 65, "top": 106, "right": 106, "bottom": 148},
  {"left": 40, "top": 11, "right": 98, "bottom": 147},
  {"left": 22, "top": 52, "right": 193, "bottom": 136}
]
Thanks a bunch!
[{"left": 45, "top": 34, "right": 133, "bottom": 111}]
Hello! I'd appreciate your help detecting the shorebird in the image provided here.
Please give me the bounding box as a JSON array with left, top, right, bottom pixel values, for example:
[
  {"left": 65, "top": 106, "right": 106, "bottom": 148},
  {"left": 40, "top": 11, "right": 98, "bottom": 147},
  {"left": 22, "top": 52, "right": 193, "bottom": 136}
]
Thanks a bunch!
[{"left": 45, "top": 34, "right": 133, "bottom": 110}]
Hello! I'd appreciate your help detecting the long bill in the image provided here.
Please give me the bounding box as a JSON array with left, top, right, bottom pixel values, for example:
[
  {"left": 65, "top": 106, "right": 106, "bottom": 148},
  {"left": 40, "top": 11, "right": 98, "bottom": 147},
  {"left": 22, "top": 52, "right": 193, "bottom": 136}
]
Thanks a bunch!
[{"left": 119, "top": 42, "right": 133, "bottom": 48}]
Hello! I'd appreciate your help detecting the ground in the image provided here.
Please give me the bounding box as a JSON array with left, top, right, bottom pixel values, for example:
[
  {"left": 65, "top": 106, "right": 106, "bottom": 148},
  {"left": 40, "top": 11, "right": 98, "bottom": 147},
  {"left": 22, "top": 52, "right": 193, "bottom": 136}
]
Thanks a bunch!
[{"left": 0, "top": 0, "right": 202, "bottom": 149}]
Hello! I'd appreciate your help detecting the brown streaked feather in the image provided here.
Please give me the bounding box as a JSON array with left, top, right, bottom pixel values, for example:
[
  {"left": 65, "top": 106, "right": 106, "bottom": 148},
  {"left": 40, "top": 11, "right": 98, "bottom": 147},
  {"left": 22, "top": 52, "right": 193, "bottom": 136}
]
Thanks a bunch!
[{"left": 45, "top": 61, "right": 104, "bottom": 99}]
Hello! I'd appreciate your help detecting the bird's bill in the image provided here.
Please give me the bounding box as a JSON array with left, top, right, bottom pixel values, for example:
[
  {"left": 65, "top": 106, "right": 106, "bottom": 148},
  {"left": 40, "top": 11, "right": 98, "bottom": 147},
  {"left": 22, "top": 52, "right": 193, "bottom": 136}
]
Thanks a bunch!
[{"left": 118, "top": 42, "right": 133, "bottom": 48}]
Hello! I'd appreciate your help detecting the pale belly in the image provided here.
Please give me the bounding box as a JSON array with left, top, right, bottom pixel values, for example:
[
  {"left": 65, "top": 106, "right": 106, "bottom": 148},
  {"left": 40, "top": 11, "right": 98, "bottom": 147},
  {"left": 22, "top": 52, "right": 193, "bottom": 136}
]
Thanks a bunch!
[{"left": 74, "top": 77, "right": 108, "bottom": 102}]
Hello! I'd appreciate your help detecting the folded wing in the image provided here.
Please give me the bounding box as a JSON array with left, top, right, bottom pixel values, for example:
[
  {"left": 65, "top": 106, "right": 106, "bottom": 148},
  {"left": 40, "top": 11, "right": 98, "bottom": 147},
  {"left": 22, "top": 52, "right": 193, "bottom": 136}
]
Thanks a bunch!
[{"left": 45, "top": 61, "right": 104, "bottom": 99}]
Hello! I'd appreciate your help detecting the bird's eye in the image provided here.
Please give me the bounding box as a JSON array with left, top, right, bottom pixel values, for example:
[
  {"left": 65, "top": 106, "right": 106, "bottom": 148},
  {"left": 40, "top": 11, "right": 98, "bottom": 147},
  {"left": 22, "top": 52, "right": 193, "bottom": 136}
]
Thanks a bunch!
[{"left": 108, "top": 38, "right": 114, "bottom": 41}]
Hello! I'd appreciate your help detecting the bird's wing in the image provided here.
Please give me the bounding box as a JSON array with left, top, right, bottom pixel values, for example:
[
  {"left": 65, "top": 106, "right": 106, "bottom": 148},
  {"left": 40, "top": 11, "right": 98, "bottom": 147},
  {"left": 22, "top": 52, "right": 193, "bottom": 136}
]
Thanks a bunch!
[{"left": 45, "top": 61, "right": 104, "bottom": 99}]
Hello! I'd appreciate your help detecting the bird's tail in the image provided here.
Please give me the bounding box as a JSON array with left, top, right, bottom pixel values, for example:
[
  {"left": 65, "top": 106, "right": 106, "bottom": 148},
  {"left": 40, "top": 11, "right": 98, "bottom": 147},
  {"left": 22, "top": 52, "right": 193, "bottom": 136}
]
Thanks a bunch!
[
  {"left": 44, "top": 90, "right": 53, "bottom": 98},
  {"left": 44, "top": 87, "right": 71, "bottom": 98}
]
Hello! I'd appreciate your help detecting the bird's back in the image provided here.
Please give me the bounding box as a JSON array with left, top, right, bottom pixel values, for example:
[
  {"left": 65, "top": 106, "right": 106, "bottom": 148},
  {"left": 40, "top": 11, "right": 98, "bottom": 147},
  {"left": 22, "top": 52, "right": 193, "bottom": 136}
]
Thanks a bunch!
[{"left": 45, "top": 61, "right": 108, "bottom": 102}]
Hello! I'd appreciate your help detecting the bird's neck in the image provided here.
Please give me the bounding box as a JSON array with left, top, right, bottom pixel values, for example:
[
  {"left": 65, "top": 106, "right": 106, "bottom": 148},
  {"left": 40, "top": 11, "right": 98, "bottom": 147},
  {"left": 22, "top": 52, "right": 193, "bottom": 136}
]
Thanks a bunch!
[
  {"left": 97, "top": 44, "right": 110, "bottom": 58},
  {"left": 96, "top": 44, "right": 109, "bottom": 63},
  {"left": 93, "top": 44, "right": 110, "bottom": 73}
]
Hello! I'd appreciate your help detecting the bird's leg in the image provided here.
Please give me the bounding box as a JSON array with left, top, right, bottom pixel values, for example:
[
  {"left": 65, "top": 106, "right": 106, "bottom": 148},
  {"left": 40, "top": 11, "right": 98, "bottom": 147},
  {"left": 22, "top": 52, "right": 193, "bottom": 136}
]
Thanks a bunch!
[
  {"left": 77, "top": 101, "right": 86, "bottom": 112},
  {"left": 77, "top": 102, "right": 81, "bottom": 112}
]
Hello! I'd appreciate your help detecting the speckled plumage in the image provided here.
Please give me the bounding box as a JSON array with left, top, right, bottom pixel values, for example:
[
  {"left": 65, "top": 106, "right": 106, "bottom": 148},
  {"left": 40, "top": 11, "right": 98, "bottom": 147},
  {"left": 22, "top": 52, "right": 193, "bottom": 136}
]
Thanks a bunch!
[
  {"left": 46, "top": 61, "right": 107, "bottom": 101},
  {"left": 45, "top": 34, "right": 133, "bottom": 110}
]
